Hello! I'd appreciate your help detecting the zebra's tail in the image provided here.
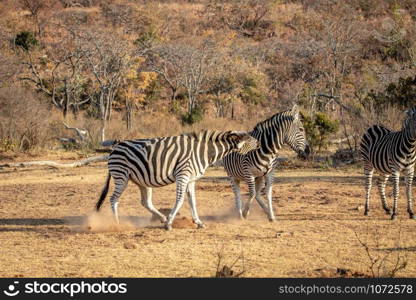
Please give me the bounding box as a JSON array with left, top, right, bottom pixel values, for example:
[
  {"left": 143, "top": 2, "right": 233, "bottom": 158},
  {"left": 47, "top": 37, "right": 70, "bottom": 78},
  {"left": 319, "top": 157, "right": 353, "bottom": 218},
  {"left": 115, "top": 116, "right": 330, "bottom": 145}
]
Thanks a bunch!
[{"left": 96, "top": 173, "right": 111, "bottom": 211}]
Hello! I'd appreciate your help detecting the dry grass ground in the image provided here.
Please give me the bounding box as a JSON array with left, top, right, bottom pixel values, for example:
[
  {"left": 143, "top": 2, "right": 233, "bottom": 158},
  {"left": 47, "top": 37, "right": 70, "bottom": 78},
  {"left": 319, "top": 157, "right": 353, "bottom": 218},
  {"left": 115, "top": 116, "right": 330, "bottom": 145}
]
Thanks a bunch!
[{"left": 0, "top": 161, "right": 416, "bottom": 278}]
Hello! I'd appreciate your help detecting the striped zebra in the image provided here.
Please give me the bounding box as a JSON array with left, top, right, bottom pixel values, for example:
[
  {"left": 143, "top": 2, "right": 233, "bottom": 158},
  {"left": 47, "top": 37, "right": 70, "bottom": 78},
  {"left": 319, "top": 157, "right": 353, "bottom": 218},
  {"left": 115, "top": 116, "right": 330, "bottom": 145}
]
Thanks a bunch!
[
  {"left": 222, "top": 105, "right": 310, "bottom": 221},
  {"left": 360, "top": 107, "right": 416, "bottom": 220},
  {"left": 95, "top": 130, "right": 259, "bottom": 230}
]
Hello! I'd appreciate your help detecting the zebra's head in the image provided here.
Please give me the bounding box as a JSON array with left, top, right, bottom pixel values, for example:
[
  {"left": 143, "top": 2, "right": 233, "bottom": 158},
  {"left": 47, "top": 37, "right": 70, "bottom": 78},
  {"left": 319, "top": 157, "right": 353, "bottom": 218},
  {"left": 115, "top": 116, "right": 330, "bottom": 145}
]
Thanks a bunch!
[
  {"left": 404, "top": 106, "right": 416, "bottom": 138},
  {"left": 284, "top": 105, "right": 310, "bottom": 159},
  {"left": 227, "top": 131, "right": 260, "bottom": 154}
]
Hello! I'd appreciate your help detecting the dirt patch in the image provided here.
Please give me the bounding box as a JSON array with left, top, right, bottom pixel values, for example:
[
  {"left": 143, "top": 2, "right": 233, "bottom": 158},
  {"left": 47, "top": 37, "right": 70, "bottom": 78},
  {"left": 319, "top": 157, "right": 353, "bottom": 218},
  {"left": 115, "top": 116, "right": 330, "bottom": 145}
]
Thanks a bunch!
[
  {"left": 172, "top": 217, "right": 197, "bottom": 229},
  {"left": 80, "top": 213, "right": 137, "bottom": 233}
]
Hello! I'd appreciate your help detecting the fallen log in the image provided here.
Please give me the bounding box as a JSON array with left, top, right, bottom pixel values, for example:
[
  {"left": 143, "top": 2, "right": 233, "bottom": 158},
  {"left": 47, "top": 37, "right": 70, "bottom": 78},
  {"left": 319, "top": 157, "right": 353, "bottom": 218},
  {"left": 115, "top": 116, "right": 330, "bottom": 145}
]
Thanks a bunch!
[{"left": 0, "top": 155, "right": 109, "bottom": 169}]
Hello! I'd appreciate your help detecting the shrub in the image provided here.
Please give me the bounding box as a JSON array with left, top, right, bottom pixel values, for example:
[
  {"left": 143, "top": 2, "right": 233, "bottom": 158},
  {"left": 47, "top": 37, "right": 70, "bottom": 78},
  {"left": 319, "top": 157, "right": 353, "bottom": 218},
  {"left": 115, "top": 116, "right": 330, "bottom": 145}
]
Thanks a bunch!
[
  {"left": 181, "top": 106, "right": 204, "bottom": 125},
  {"left": 0, "top": 87, "right": 50, "bottom": 152},
  {"left": 238, "top": 71, "right": 268, "bottom": 106},
  {"left": 302, "top": 112, "right": 339, "bottom": 153},
  {"left": 364, "top": 76, "right": 416, "bottom": 113},
  {"left": 14, "top": 31, "right": 38, "bottom": 51}
]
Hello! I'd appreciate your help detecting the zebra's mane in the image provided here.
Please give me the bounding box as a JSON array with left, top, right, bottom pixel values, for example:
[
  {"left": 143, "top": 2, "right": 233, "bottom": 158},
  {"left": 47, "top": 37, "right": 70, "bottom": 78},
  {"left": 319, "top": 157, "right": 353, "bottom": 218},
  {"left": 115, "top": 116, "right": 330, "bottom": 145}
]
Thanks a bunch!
[
  {"left": 183, "top": 130, "right": 221, "bottom": 140},
  {"left": 252, "top": 109, "right": 293, "bottom": 133},
  {"left": 128, "top": 130, "right": 219, "bottom": 143}
]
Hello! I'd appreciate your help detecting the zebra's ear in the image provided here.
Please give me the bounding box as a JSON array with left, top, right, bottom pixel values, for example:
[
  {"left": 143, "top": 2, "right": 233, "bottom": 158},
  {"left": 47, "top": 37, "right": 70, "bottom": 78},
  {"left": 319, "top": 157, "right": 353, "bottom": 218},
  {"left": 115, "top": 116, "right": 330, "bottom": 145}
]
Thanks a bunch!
[
  {"left": 291, "top": 104, "right": 299, "bottom": 120},
  {"left": 405, "top": 107, "right": 416, "bottom": 118},
  {"left": 405, "top": 109, "right": 411, "bottom": 117}
]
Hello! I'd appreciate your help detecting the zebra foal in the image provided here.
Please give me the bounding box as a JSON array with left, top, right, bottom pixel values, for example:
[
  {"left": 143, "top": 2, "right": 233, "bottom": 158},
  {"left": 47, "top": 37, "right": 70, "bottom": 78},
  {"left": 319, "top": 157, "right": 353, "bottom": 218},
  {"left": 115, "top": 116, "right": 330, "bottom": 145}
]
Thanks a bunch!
[
  {"left": 360, "top": 107, "right": 416, "bottom": 220},
  {"left": 95, "top": 130, "right": 258, "bottom": 230},
  {"left": 223, "top": 105, "right": 310, "bottom": 221}
]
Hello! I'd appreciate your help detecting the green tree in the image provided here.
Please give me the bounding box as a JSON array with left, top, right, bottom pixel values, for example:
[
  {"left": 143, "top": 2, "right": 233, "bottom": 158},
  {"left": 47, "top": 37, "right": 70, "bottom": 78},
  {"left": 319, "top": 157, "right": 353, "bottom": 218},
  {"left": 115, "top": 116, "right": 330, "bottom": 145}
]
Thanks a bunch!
[
  {"left": 303, "top": 112, "right": 339, "bottom": 153},
  {"left": 364, "top": 76, "right": 416, "bottom": 113}
]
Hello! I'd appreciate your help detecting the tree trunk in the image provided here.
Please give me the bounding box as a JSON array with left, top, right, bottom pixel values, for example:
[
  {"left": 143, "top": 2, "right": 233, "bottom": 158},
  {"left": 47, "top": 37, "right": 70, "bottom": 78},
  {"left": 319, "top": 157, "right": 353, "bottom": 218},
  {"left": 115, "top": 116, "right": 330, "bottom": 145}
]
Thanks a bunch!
[
  {"left": 171, "top": 87, "right": 177, "bottom": 102},
  {"left": 126, "top": 98, "right": 132, "bottom": 131},
  {"left": 101, "top": 119, "right": 106, "bottom": 142}
]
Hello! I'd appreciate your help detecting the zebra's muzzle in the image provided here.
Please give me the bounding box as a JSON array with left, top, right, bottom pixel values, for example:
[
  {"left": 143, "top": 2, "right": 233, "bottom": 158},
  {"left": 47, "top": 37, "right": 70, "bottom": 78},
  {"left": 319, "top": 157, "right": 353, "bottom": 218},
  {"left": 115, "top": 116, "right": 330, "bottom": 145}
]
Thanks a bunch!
[{"left": 298, "top": 144, "right": 311, "bottom": 160}]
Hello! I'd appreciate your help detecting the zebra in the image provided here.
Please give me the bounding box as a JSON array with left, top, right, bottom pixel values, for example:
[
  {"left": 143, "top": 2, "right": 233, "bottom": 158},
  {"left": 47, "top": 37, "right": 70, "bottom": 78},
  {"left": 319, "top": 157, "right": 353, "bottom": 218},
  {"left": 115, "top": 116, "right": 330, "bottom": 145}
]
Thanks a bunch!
[
  {"left": 95, "top": 130, "right": 259, "bottom": 230},
  {"left": 360, "top": 107, "right": 416, "bottom": 220},
  {"left": 222, "top": 105, "right": 310, "bottom": 221}
]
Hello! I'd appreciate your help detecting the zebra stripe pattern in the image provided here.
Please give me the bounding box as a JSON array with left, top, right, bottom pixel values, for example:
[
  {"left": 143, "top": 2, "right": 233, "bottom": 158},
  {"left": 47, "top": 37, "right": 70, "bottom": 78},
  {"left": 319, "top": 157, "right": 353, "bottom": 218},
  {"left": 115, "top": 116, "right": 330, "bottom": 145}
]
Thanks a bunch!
[
  {"left": 95, "top": 130, "right": 259, "bottom": 230},
  {"left": 222, "top": 105, "right": 310, "bottom": 221},
  {"left": 360, "top": 107, "right": 416, "bottom": 220}
]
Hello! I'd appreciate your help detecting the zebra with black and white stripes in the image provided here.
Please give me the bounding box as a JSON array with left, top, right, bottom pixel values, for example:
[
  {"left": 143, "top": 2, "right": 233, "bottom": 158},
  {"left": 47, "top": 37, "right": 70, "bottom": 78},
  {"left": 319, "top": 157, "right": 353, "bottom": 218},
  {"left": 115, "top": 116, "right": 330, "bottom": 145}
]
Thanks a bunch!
[
  {"left": 222, "top": 105, "right": 310, "bottom": 221},
  {"left": 95, "top": 130, "right": 259, "bottom": 230},
  {"left": 360, "top": 107, "right": 416, "bottom": 220}
]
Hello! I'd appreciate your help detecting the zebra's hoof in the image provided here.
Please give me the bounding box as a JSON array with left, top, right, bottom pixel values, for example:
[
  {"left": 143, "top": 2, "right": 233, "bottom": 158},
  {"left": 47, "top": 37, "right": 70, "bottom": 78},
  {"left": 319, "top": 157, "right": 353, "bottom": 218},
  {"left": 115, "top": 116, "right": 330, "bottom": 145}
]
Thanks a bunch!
[
  {"left": 384, "top": 209, "right": 392, "bottom": 215},
  {"left": 409, "top": 214, "right": 416, "bottom": 220},
  {"left": 165, "top": 223, "right": 172, "bottom": 231},
  {"left": 390, "top": 214, "right": 397, "bottom": 221},
  {"left": 364, "top": 210, "right": 369, "bottom": 216},
  {"left": 196, "top": 223, "right": 206, "bottom": 229},
  {"left": 242, "top": 209, "right": 250, "bottom": 218},
  {"left": 268, "top": 217, "right": 276, "bottom": 222}
]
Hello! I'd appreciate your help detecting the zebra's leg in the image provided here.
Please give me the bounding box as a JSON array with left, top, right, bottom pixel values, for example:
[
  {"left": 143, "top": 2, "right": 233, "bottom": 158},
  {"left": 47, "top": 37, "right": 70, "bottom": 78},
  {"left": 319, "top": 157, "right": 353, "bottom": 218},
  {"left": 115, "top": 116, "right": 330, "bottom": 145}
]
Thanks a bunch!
[
  {"left": 391, "top": 171, "right": 400, "bottom": 220},
  {"left": 165, "top": 175, "right": 189, "bottom": 230},
  {"left": 230, "top": 177, "right": 244, "bottom": 219},
  {"left": 254, "top": 176, "right": 270, "bottom": 218},
  {"left": 186, "top": 181, "right": 205, "bottom": 228},
  {"left": 109, "top": 177, "right": 129, "bottom": 224},
  {"left": 265, "top": 172, "right": 275, "bottom": 222},
  {"left": 377, "top": 174, "right": 391, "bottom": 214},
  {"left": 363, "top": 166, "right": 374, "bottom": 216},
  {"left": 242, "top": 176, "right": 256, "bottom": 218},
  {"left": 405, "top": 168, "right": 415, "bottom": 219},
  {"left": 139, "top": 186, "right": 167, "bottom": 223}
]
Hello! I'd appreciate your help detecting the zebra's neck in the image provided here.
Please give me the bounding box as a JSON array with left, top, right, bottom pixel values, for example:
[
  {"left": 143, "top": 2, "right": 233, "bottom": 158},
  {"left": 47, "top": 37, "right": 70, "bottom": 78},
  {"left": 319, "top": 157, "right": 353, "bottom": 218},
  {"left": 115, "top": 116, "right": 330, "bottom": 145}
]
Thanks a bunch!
[
  {"left": 401, "top": 126, "right": 416, "bottom": 154},
  {"left": 249, "top": 116, "right": 290, "bottom": 157},
  {"left": 194, "top": 131, "right": 236, "bottom": 169}
]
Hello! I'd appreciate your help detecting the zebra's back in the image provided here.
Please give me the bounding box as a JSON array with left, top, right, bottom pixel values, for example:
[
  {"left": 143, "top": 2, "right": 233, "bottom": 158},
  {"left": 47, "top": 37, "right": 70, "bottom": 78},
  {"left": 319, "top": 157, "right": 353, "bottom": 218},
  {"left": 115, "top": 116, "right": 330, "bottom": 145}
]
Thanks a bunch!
[
  {"left": 360, "top": 124, "right": 416, "bottom": 173},
  {"left": 108, "top": 135, "right": 192, "bottom": 187}
]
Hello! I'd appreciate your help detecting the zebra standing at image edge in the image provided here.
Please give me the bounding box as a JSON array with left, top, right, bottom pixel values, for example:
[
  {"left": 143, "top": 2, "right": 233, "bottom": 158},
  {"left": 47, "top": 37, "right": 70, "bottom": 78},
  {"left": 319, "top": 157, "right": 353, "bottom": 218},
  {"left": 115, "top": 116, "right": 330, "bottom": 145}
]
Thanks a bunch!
[
  {"left": 360, "top": 106, "right": 416, "bottom": 220},
  {"left": 222, "top": 104, "right": 310, "bottom": 221},
  {"left": 95, "top": 130, "right": 259, "bottom": 230}
]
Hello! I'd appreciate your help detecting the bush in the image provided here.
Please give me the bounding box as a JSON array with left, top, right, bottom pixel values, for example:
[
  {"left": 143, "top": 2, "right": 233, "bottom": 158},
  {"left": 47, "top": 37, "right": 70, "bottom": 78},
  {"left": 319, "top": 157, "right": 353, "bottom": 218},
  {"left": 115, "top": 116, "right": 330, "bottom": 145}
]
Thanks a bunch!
[
  {"left": 181, "top": 106, "right": 204, "bottom": 125},
  {"left": 364, "top": 76, "right": 416, "bottom": 113},
  {"left": 14, "top": 31, "right": 38, "bottom": 51},
  {"left": 302, "top": 112, "right": 339, "bottom": 153},
  {"left": 203, "top": 0, "right": 276, "bottom": 40},
  {"left": 0, "top": 87, "right": 50, "bottom": 152},
  {"left": 238, "top": 71, "right": 268, "bottom": 106}
]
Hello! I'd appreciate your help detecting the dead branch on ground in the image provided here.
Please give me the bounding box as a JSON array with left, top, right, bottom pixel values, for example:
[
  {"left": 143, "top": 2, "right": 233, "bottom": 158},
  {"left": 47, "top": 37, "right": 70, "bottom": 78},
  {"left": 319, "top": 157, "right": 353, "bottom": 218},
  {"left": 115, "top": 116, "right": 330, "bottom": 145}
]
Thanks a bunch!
[{"left": 0, "top": 155, "right": 108, "bottom": 169}]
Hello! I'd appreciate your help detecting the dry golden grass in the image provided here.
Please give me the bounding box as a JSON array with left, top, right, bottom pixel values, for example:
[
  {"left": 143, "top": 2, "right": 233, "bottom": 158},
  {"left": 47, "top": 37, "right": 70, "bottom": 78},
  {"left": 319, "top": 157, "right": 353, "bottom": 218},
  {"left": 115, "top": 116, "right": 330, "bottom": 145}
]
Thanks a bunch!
[{"left": 0, "top": 163, "right": 416, "bottom": 278}]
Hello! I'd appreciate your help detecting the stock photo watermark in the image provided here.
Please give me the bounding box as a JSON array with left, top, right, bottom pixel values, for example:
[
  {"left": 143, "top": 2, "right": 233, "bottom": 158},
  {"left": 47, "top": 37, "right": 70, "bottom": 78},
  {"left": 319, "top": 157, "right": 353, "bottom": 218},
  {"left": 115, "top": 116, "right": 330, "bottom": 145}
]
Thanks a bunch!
[{"left": 2, "top": 281, "right": 127, "bottom": 297}]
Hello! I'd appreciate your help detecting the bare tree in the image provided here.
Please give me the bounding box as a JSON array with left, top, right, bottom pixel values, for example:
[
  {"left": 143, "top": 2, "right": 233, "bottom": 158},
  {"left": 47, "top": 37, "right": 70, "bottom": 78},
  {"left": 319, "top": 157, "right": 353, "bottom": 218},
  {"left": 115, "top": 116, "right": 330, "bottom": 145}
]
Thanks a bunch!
[
  {"left": 74, "top": 28, "right": 135, "bottom": 141},
  {"left": 203, "top": 0, "right": 275, "bottom": 39},
  {"left": 19, "top": 44, "right": 88, "bottom": 118},
  {"left": 146, "top": 48, "right": 182, "bottom": 103},
  {"left": 148, "top": 39, "right": 218, "bottom": 115}
]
